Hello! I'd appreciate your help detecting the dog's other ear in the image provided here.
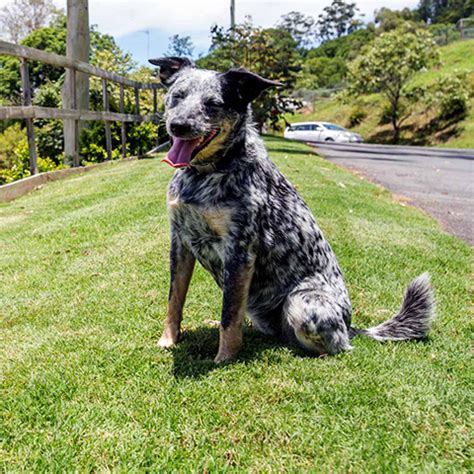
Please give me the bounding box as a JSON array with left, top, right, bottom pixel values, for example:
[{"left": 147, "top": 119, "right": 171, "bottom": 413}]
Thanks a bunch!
[
  {"left": 148, "top": 57, "right": 194, "bottom": 86},
  {"left": 220, "top": 68, "right": 282, "bottom": 105}
]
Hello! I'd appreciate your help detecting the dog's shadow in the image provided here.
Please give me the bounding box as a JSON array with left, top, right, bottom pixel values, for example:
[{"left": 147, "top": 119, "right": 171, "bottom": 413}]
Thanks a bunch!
[{"left": 168, "top": 325, "right": 306, "bottom": 379}]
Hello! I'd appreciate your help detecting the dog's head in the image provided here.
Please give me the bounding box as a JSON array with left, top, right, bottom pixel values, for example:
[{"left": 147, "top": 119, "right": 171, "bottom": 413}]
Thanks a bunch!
[{"left": 149, "top": 57, "right": 281, "bottom": 168}]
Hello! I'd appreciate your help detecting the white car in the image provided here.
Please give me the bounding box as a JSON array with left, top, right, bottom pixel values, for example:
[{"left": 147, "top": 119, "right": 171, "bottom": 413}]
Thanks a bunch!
[{"left": 284, "top": 122, "right": 363, "bottom": 143}]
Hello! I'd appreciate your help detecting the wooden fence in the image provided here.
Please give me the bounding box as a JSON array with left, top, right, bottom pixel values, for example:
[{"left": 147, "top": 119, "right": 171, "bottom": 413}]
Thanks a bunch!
[{"left": 0, "top": 39, "right": 163, "bottom": 174}]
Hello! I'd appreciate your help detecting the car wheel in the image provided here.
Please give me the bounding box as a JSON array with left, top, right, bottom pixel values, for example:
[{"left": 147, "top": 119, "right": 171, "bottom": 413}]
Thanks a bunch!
[{"left": 325, "top": 137, "right": 335, "bottom": 142}]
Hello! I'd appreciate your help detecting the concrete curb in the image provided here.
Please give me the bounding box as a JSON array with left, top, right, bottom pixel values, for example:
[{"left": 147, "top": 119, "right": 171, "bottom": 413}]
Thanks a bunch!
[{"left": 0, "top": 158, "right": 135, "bottom": 203}]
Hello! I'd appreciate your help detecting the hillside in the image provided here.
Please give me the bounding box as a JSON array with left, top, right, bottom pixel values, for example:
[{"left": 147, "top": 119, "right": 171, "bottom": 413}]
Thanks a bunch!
[
  {"left": 1, "top": 137, "right": 471, "bottom": 470},
  {"left": 290, "top": 40, "right": 474, "bottom": 148}
]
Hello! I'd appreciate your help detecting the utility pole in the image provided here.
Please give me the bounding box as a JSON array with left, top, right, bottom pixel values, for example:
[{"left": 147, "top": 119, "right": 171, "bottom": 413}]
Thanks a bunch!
[
  {"left": 141, "top": 30, "right": 150, "bottom": 59},
  {"left": 63, "top": 0, "right": 90, "bottom": 166},
  {"left": 230, "top": 0, "right": 236, "bottom": 31}
]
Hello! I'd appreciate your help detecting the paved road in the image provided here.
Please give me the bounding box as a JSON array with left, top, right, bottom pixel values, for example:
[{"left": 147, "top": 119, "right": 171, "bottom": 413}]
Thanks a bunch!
[{"left": 309, "top": 142, "right": 474, "bottom": 245}]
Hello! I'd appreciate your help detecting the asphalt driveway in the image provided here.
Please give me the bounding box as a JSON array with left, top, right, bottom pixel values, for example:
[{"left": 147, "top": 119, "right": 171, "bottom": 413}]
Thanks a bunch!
[{"left": 309, "top": 142, "right": 474, "bottom": 245}]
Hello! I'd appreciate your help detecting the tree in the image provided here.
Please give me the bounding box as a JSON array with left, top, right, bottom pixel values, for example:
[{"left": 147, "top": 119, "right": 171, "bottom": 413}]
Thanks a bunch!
[
  {"left": 415, "top": 0, "right": 473, "bottom": 24},
  {"left": 346, "top": 24, "right": 440, "bottom": 143},
  {"left": 307, "top": 27, "right": 375, "bottom": 60},
  {"left": 277, "top": 11, "right": 316, "bottom": 49},
  {"left": 297, "top": 57, "right": 347, "bottom": 90},
  {"left": 0, "top": 0, "right": 61, "bottom": 43},
  {"left": 165, "top": 34, "right": 195, "bottom": 57},
  {"left": 374, "top": 7, "right": 416, "bottom": 32},
  {"left": 317, "top": 0, "right": 363, "bottom": 40},
  {"left": 197, "top": 20, "right": 301, "bottom": 130}
]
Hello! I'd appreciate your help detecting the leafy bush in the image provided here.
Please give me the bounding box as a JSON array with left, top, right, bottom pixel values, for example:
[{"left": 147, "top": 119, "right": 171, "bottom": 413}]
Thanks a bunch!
[
  {"left": 79, "top": 121, "right": 159, "bottom": 165},
  {"left": 430, "top": 73, "right": 470, "bottom": 121},
  {"left": 0, "top": 134, "right": 64, "bottom": 185},
  {"left": 347, "top": 105, "right": 367, "bottom": 127},
  {"left": 378, "top": 104, "right": 393, "bottom": 125},
  {"left": 0, "top": 123, "right": 24, "bottom": 170}
]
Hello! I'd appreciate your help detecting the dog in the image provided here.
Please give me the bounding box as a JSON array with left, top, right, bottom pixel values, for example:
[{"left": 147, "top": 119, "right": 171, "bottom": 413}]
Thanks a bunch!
[{"left": 149, "top": 56, "right": 435, "bottom": 363}]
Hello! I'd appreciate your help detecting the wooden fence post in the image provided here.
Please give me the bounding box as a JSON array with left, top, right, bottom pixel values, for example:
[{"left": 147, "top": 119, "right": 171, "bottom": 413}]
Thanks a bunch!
[
  {"left": 63, "top": 0, "right": 89, "bottom": 167},
  {"left": 70, "top": 69, "right": 80, "bottom": 167},
  {"left": 19, "top": 58, "right": 38, "bottom": 175},
  {"left": 102, "top": 78, "right": 112, "bottom": 161},
  {"left": 120, "top": 83, "right": 126, "bottom": 159},
  {"left": 134, "top": 86, "right": 140, "bottom": 116},
  {"left": 153, "top": 87, "right": 160, "bottom": 146}
]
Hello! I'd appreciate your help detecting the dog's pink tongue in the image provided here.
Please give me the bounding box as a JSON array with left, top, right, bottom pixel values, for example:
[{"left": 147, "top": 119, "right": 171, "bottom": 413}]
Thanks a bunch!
[{"left": 162, "top": 137, "right": 200, "bottom": 168}]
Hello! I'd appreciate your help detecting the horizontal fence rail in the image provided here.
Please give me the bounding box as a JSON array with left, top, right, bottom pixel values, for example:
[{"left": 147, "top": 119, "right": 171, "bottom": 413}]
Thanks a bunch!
[
  {"left": 0, "top": 40, "right": 162, "bottom": 90},
  {"left": 0, "top": 105, "right": 159, "bottom": 123},
  {"left": 0, "top": 39, "right": 164, "bottom": 174}
]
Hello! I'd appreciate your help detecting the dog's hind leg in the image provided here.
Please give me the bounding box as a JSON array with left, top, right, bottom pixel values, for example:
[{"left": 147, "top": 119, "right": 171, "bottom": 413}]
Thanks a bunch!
[
  {"left": 158, "top": 233, "right": 195, "bottom": 348},
  {"left": 282, "top": 278, "right": 353, "bottom": 356}
]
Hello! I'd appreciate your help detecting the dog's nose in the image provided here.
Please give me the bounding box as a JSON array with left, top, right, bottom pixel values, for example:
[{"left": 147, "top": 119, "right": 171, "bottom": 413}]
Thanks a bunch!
[{"left": 170, "top": 121, "right": 191, "bottom": 137}]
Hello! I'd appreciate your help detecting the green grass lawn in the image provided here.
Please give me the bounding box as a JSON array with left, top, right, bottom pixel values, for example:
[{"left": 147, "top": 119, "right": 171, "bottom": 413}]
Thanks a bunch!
[{"left": 0, "top": 136, "right": 472, "bottom": 471}]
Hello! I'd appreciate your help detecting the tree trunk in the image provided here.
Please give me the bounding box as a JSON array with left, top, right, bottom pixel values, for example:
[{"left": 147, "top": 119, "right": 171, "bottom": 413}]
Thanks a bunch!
[
  {"left": 390, "top": 100, "right": 400, "bottom": 144},
  {"left": 392, "top": 118, "right": 400, "bottom": 144}
]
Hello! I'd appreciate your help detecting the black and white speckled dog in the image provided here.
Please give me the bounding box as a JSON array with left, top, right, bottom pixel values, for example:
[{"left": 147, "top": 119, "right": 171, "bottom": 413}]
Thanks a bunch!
[{"left": 149, "top": 57, "right": 435, "bottom": 363}]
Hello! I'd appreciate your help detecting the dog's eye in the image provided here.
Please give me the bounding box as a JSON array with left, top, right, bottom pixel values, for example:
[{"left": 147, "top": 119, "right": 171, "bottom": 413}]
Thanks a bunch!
[
  {"left": 204, "top": 98, "right": 222, "bottom": 109},
  {"left": 170, "top": 92, "right": 185, "bottom": 107}
]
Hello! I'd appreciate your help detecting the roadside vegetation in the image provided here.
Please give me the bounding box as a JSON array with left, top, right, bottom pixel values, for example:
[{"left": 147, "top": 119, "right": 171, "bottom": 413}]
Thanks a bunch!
[
  {"left": 1, "top": 136, "right": 471, "bottom": 470},
  {"left": 292, "top": 39, "right": 474, "bottom": 147}
]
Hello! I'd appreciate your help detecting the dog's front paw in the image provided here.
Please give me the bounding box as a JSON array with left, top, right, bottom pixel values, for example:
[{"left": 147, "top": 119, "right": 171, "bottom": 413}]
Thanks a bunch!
[{"left": 157, "top": 329, "right": 181, "bottom": 348}]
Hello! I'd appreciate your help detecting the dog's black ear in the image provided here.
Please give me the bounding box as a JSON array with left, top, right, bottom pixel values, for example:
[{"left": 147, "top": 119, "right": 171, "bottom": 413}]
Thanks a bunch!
[
  {"left": 219, "top": 68, "right": 283, "bottom": 105},
  {"left": 148, "top": 57, "right": 194, "bottom": 86}
]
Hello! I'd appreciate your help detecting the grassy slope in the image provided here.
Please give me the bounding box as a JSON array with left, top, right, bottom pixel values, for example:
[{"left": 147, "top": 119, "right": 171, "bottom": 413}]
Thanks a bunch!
[
  {"left": 291, "top": 40, "right": 474, "bottom": 148},
  {"left": 0, "top": 137, "right": 472, "bottom": 471}
]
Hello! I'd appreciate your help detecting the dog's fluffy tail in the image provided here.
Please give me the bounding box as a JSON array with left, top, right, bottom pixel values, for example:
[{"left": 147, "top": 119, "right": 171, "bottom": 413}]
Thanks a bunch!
[{"left": 350, "top": 273, "right": 435, "bottom": 342}]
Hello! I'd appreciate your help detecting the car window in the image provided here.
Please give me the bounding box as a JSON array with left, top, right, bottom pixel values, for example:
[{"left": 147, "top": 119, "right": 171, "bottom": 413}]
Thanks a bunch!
[
  {"left": 323, "top": 123, "right": 346, "bottom": 131},
  {"left": 292, "top": 124, "right": 320, "bottom": 131}
]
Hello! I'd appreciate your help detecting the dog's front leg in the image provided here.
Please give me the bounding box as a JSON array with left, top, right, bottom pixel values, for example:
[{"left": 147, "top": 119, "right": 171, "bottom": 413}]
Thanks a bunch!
[
  {"left": 158, "top": 233, "right": 195, "bottom": 348},
  {"left": 214, "top": 251, "right": 255, "bottom": 363}
]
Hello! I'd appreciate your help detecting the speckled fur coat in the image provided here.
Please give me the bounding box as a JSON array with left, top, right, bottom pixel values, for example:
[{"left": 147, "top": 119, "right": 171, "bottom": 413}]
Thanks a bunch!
[{"left": 149, "top": 57, "right": 435, "bottom": 363}]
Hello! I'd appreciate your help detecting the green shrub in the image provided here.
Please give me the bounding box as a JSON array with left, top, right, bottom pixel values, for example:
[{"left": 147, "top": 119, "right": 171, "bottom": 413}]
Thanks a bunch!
[
  {"left": 0, "top": 124, "right": 25, "bottom": 170},
  {"left": 347, "top": 105, "right": 367, "bottom": 127},
  {"left": 430, "top": 73, "right": 470, "bottom": 121},
  {"left": 127, "top": 122, "right": 159, "bottom": 156},
  {"left": 0, "top": 132, "right": 65, "bottom": 185},
  {"left": 79, "top": 121, "right": 159, "bottom": 165},
  {"left": 378, "top": 104, "right": 393, "bottom": 125}
]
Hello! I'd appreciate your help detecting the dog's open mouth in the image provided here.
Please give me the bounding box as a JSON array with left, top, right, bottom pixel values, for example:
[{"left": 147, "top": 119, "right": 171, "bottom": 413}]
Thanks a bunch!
[{"left": 162, "top": 129, "right": 220, "bottom": 168}]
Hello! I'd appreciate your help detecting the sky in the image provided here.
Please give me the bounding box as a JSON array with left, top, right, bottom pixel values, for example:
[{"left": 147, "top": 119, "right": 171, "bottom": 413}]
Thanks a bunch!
[{"left": 0, "top": 0, "right": 419, "bottom": 65}]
